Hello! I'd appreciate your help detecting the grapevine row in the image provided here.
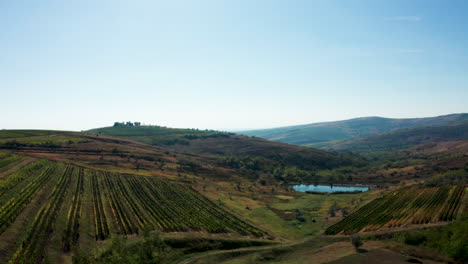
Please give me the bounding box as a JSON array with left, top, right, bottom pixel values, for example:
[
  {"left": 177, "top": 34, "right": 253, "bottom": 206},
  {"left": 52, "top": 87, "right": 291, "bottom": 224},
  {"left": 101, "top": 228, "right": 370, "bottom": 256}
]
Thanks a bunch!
[
  {"left": 9, "top": 165, "right": 72, "bottom": 264},
  {"left": 91, "top": 171, "right": 109, "bottom": 240},
  {"left": 326, "top": 185, "right": 466, "bottom": 235},
  {"left": 63, "top": 167, "right": 84, "bottom": 252},
  {"left": 0, "top": 160, "right": 49, "bottom": 198},
  {"left": 0, "top": 163, "right": 59, "bottom": 234}
]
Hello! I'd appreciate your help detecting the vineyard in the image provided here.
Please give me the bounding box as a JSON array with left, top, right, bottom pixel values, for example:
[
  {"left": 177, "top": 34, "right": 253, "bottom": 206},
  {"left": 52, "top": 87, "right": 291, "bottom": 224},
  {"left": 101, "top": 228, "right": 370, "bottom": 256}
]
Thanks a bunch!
[
  {"left": 0, "top": 154, "right": 27, "bottom": 175},
  {"left": 325, "top": 185, "right": 468, "bottom": 235},
  {"left": 0, "top": 153, "right": 265, "bottom": 263}
]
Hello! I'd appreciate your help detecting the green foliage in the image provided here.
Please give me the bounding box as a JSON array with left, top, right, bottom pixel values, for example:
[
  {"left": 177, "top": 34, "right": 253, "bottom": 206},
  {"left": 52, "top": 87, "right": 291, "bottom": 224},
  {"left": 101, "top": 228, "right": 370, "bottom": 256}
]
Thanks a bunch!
[
  {"left": 426, "top": 169, "right": 468, "bottom": 186},
  {"left": 399, "top": 217, "right": 468, "bottom": 262},
  {"left": 350, "top": 234, "right": 363, "bottom": 251},
  {"left": 73, "top": 234, "right": 275, "bottom": 264},
  {"left": 73, "top": 230, "right": 166, "bottom": 264},
  {"left": 328, "top": 201, "right": 337, "bottom": 217},
  {"left": 403, "top": 230, "right": 427, "bottom": 245},
  {"left": 325, "top": 185, "right": 466, "bottom": 235},
  {"left": 113, "top": 121, "right": 141, "bottom": 127},
  {"left": 0, "top": 129, "right": 64, "bottom": 138},
  {"left": 0, "top": 132, "right": 83, "bottom": 149},
  {"left": 220, "top": 154, "right": 366, "bottom": 184},
  {"left": 87, "top": 125, "right": 232, "bottom": 146}
]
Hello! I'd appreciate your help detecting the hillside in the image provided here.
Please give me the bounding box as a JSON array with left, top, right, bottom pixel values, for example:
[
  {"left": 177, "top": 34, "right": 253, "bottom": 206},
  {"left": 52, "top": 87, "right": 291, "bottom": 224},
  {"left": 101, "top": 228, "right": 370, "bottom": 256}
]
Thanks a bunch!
[
  {"left": 239, "top": 113, "right": 468, "bottom": 146},
  {"left": 311, "top": 120, "right": 468, "bottom": 152},
  {"left": 87, "top": 125, "right": 358, "bottom": 172},
  {"left": 0, "top": 129, "right": 374, "bottom": 263},
  {"left": 0, "top": 152, "right": 267, "bottom": 264},
  {"left": 1, "top": 129, "right": 467, "bottom": 263},
  {"left": 87, "top": 124, "right": 231, "bottom": 146}
]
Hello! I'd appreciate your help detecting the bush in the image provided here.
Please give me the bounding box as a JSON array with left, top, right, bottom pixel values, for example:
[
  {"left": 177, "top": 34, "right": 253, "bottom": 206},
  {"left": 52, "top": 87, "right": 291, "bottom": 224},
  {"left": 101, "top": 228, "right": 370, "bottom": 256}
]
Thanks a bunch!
[
  {"left": 404, "top": 232, "right": 427, "bottom": 245},
  {"left": 350, "top": 234, "right": 363, "bottom": 251}
]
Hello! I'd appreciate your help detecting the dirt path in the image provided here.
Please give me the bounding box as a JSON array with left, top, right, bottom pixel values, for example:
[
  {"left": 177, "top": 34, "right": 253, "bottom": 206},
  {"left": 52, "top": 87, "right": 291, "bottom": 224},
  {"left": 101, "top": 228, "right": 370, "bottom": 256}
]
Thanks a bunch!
[
  {"left": 176, "top": 237, "right": 447, "bottom": 264},
  {"left": 304, "top": 241, "right": 386, "bottom": 263},
  {"left": 176, "top": 237, "right": 312, "bottom": 264}
]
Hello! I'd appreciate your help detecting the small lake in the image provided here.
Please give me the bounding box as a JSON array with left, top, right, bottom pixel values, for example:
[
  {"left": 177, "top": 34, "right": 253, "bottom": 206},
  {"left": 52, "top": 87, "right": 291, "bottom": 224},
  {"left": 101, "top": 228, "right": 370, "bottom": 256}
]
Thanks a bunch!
[{"left": 292, "top": 184, "right": 369, "bottom": 193}]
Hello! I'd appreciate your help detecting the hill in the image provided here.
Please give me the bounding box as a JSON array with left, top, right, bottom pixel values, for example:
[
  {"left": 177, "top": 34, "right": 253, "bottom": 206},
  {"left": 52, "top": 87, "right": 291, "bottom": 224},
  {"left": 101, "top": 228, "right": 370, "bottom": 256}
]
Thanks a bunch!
[
  {"left": 311, "top": 120, "right": 468, "bottom": 152},
  {"left": 87, "top": 125, "right": 359, "bottom": 173},
  {"left": 0, "top": 152, "right": 267, "bottom": 264},
  {"left": 0, "top": 128, "right": 466, "bottom": 263},
  {"left": 0, "top": 128, "right": 370, "bottom": 263},
  {"left": 87, "top": 124, "right": 231, "bottom": 146},
  {"left": 239, "top": 113, "right": 468, "bottom": 146}
]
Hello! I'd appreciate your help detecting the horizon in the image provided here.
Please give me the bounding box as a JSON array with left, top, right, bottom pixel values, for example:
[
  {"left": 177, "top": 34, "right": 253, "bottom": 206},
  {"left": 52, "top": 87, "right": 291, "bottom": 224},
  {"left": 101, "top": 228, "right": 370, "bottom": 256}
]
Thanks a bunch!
[
  {"left": 1, "top": 112, "right": 466, "bottom": 132},
  {"left": 2, "top": 0, "right": 468, "bottom": 131}
]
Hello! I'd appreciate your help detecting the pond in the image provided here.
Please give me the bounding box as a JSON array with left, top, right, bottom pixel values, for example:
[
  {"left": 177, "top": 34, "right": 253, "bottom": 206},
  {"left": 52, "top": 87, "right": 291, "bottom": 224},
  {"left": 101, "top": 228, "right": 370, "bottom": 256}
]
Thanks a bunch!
[{"left": 292, "top": 184, "right": 369, "bottom": 193}]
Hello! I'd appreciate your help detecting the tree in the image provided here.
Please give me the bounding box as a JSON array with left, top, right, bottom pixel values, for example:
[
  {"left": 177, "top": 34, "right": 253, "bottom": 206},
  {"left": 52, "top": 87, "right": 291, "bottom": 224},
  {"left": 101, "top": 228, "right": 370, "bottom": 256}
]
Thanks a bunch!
[
  {"left": 350, "top": 234, "right": 363, "bottom": 252},
  {"left": 328, "top": 201, "right": 337, "bottom": 217},
  {"left": 341, "top": 208, "right": 349, "bottom": 217},
  {"left": 135, "top": 226, "right": 164, "bottom": 264}
]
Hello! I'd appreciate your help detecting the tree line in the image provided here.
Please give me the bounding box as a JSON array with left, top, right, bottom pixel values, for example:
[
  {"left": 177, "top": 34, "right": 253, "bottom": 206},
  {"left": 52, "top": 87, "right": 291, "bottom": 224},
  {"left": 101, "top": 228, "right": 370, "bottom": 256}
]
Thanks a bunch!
[{"left": 113, "top": 121, "right": 142, "bottom": 127}]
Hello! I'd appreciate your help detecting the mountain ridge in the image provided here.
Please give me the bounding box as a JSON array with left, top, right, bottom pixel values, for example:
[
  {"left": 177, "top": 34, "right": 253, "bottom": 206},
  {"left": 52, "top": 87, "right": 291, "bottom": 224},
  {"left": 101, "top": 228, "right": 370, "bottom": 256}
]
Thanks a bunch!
[
  {"left": 311, "top": 119, "right": 468, "bottom": 152},
  {"left": 239, "top": 113, "right": 468, "bottom": 146}
]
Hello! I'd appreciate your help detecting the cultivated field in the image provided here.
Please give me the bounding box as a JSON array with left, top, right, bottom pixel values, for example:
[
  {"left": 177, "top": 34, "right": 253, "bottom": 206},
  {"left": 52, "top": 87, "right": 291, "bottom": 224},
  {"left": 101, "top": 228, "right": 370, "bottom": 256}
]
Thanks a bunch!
[
  {"left": 0, "top": 152, "right": 264, "bottom": 263},
  {"left": 325, "top": 185, "right": 467, "bottom": 235}
]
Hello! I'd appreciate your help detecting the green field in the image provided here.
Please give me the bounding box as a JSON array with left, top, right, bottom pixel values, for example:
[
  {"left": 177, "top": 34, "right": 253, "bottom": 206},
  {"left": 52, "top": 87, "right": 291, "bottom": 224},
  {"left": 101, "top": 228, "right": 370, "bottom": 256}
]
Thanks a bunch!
[
  {"left": 0, "top": 154, "right": 265, "bottom": 263},
  {"left": 87, "top": 125, "right": 231, "bottom": 146},
  {"left": 0, "top": 130, "right": 66, "bottom": 139},
  {"left": 325, "top": 185, "right": 468, "bottom": 235}
]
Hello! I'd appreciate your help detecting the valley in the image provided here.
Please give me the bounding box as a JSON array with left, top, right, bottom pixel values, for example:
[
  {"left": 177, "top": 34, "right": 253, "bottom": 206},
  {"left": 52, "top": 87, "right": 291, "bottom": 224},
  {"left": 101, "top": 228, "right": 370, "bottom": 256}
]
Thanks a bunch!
[{"left": 0, "top": 118, "right": 466, "bottom": 263}]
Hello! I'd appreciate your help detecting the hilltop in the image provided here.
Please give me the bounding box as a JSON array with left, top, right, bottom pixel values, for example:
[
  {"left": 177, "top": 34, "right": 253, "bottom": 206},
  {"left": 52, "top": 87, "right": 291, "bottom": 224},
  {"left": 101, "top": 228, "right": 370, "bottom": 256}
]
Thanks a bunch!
[
  {"left": 239, "top": 113, "right": 468, "bottom": 146},
  {"left": 87, "top": 122, "right": 231, "bottom": 146}
]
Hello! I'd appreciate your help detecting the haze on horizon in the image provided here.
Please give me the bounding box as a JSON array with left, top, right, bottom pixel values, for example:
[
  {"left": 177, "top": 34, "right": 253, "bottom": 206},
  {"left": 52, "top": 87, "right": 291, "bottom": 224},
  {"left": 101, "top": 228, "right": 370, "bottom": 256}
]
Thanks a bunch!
[{"left": 1, "top": 0, "right": 468, "bottom": 131}]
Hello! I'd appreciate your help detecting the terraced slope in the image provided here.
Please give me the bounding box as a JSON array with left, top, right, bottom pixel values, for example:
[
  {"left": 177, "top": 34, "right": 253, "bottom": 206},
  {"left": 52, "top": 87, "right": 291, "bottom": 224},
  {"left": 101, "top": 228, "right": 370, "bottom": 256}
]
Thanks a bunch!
[{"left": 325, "top": 185, "right": 468, "bottom": 235}]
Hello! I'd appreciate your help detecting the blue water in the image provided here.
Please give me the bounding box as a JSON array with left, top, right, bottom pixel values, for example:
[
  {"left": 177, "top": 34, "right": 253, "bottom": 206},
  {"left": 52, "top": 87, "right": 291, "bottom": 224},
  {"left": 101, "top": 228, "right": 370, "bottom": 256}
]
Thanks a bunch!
[{"left": 293, "top": 184, "right": 369, "bottom": 193}]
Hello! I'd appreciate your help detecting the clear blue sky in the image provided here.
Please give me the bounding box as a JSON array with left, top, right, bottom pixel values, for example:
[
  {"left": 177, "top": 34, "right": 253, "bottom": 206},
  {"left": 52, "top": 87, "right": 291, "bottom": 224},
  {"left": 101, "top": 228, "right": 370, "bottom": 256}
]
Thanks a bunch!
[{"left": 1, "top": 0, "right": 467, "bottom": 131}]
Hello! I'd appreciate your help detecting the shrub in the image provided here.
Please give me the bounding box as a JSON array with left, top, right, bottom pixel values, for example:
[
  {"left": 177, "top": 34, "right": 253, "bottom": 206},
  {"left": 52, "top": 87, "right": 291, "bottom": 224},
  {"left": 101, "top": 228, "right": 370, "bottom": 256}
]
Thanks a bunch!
[
  {"left": 350, "top": 234, "right": 363, "bottom": 252},
  {"left": 404, "top": 232, "right": 427, "bottom": 245}
]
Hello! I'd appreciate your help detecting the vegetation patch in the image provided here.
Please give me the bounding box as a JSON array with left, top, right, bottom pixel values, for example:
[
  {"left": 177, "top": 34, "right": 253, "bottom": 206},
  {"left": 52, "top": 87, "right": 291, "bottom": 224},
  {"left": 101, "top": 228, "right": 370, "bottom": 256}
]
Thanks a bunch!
[{"left": 326, "top": 185, "right": 467, "bottom": 235}]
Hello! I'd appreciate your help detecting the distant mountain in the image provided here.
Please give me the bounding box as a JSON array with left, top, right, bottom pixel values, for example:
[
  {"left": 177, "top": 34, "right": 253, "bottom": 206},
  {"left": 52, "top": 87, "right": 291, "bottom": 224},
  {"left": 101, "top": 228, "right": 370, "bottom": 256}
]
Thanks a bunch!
[
  {"left": 311, "top": 120, "right": 468, "bottom": 152},
  {"left": 239, "top": 113, "right": 468, "bottom": 146}
]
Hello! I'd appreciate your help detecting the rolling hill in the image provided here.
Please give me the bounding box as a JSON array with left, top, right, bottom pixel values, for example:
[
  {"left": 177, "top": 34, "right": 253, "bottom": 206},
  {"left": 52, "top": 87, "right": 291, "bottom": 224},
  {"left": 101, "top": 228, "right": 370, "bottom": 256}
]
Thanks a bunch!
[
  {"left": 239, "top": 113, "right": 468, "bottom": 146},
  {"left": 1, "top": 127, "right": 467, "bottom": 263},
  {"left": 311, "top": 120, "right": 468, "bottom": 152},
  {"left": 0, "top": 127, "right": 370, "bottom": 263},
  {"left": 87, "top": 125, "right": 357, "bottom": 172}
]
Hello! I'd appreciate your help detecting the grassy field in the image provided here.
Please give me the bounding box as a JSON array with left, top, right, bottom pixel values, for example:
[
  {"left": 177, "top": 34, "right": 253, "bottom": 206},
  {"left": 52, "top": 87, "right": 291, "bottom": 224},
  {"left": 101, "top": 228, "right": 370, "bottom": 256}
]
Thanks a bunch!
[
  {"left": 199, "top": 181, "right": 380, "bottom": 240},
  {"left": 0, "top": 130, "right": 68, "bottom": 139},
  {"left": 87, "top": 125, "right": 231, "bottom": 146}
]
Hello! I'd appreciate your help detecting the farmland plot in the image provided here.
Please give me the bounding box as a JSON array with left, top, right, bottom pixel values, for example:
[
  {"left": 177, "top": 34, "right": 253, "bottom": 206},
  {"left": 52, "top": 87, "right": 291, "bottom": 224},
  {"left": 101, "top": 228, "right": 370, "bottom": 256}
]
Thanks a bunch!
[
  {"left": 0, "top": 156, "right": 265, "bottom": 263},
  {"left": 325, "top": 185, "right": 467, "bottom": 235}
]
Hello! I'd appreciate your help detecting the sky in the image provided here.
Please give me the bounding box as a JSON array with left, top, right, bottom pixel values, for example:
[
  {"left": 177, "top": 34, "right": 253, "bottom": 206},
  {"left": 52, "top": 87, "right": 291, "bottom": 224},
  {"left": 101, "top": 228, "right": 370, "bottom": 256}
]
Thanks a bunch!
[{"left": 1, "top": 0, "right": 468, "bottom": 131}]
